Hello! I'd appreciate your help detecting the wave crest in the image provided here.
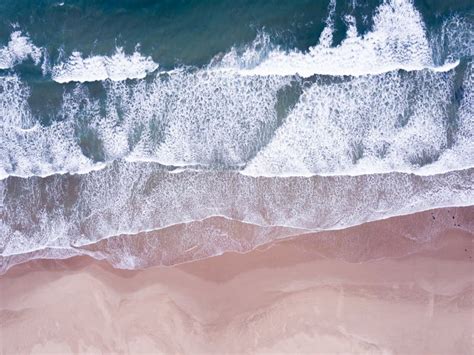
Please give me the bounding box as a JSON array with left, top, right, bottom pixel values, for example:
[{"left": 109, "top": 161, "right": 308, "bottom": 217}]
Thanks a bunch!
[
  {"left": 0, "top": 31, "right": 42, "bottom": 70},
  {"left": 51, "top": 47, "right": 159, "bottom": 83},
  {"left": 213, "top": 0, "right": 447, "bottom": 77}
]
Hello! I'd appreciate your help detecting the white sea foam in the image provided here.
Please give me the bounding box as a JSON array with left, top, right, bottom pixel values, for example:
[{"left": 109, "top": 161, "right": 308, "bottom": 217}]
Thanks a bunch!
[
  {"left": 51, "top": 47, "right": 159, "bottom": 83},
  {"left": 432, "top": 15, "right": 474, "bottom": 65},
  {"left": 418, "top": 63, "right": 474, "bottom": 174},
  {"left": 3, "top": 203, "right": 473, "bottom": 273},
  {"left": 2, "top": 61, "right": 472, "bottom": 179},
  {"left": 1, "top": 0, "right": 472, "bottom": 179},
  {"left": 243, "top": 67, "right": 472, "bottom": 177},
  {"left": 71, "top": 68, "right": 290, "bottom": 168},
  {"left": 215, "top": 0, "right": 446, "bottom": 77},
  {"left": 0, "top": 76, "right": 102, "bottom": 179},
  {"left": 1, "top": 163, "right": 472, "bottom": 261},
  {"left": 0, "top": 31, "right": 42, "bottom": 69},
  {"left": 0, "top": 70, "right": 289, "bottom": 179}
]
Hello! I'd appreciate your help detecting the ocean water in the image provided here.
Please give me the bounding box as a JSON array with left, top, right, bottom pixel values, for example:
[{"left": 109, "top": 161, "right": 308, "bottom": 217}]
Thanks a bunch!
[{"left": 0, "top": 0, "right": 473, "bottom": 272}]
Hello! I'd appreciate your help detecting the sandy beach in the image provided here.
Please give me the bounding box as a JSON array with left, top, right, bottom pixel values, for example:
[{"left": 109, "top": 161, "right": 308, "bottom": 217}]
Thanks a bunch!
[
  {"left": 1, "top": 207, "right": 472, "bottom": 354},
  {"left": 1, "top": 1, "right": 473, "bottom": 353}
]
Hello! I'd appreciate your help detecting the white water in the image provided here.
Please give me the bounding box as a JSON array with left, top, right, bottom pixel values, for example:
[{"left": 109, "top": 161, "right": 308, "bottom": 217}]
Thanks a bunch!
[
  {"left": 1, "top": 164, "right": 473, "bottom": 264},
  {"left": 0, "top": 31, "right": 42, "bottom": 70},
  {"left": 2, "top": 60, "right": 472, "bottom": 180},
  {"left": 51, "top": 47, "right": 159, "bottom": 83},
  {"left": 214, "top": 0, "right": 454, "bottom": 77},
  {"left": 243, "top": 67, "right": 473, "bottom": 177}
]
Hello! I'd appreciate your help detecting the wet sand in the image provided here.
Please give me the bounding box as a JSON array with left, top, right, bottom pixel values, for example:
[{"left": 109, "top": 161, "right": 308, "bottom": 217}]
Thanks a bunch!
[{"left": 1, "top": 207, "right": 473, "bottom": 354}]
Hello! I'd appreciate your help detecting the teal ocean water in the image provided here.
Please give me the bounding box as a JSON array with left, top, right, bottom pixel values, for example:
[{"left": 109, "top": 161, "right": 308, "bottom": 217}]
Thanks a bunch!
[
  {"left": 0, "top": 0, "right": 473, "bottom": 271},
  {"left": 0, "top": 0, "right": 472, "bottom": 69}
]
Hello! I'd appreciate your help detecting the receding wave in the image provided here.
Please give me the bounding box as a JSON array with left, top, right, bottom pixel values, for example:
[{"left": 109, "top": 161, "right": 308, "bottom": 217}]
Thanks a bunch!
[
  {"left": 1, "top": 204, "right": 472, "bottom": 274},
  {"left": 1, "top": 163, "right": 473, "bottom": 265}
]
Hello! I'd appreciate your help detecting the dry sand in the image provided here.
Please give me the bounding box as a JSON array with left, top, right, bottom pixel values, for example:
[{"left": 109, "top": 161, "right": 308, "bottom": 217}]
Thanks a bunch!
[{"left": 1, "top": 207, "right": 473, "bottom": 354}]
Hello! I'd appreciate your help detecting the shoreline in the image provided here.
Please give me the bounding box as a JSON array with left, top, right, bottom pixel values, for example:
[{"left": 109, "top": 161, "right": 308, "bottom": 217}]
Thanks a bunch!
[
  {"left": 1, "top": 206, "right": 473, "bottom": 354},
  {"left": 3, "top": 206, "right": 473, "bottom": 274}
]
